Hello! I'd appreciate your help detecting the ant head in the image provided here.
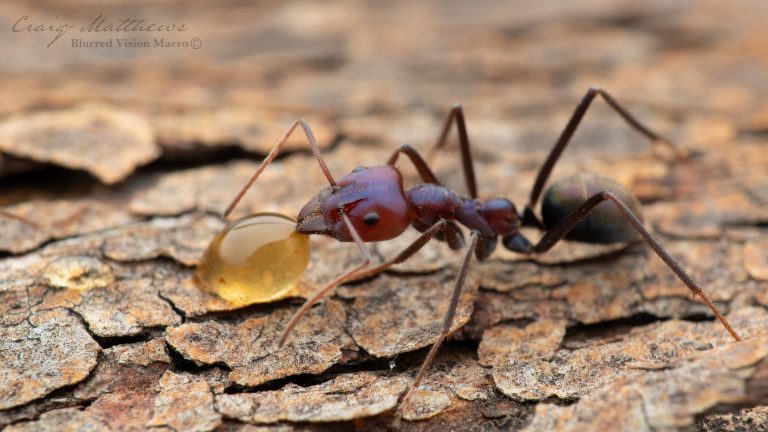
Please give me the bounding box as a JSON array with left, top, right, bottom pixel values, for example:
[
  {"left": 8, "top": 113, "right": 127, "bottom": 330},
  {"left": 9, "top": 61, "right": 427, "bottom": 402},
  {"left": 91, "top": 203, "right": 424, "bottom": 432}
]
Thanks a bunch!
[{"left": 297, "top": 165, "right": 411, "bottom": 242}]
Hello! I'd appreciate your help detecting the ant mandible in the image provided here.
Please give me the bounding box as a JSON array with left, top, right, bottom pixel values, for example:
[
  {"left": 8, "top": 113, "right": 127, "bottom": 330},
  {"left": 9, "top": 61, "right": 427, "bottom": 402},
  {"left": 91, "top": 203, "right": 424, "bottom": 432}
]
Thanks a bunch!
[{"left": 220, "top": 86, "right": 741, "bottom": 413}]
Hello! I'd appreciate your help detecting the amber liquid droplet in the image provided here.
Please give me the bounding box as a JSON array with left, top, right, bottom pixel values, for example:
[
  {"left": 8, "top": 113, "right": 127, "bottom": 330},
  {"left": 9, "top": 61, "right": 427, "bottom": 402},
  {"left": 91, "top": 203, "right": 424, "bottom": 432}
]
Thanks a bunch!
[{"left": 195, "top": 213, "right": 309, "bottom": 306}]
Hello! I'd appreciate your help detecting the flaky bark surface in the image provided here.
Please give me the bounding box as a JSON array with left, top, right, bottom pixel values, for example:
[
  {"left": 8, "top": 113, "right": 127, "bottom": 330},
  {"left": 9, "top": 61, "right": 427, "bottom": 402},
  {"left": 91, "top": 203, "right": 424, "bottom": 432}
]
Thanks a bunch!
[{"left": 2, "top": 1, "right": 768, "bottom": 430}]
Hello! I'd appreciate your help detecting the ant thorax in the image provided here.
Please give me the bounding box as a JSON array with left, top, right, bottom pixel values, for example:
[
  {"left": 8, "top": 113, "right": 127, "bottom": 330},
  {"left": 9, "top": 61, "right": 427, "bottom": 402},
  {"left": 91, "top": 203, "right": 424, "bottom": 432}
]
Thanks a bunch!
[{"left": 406, "top": 183, "right": 521, "bottom": 259}]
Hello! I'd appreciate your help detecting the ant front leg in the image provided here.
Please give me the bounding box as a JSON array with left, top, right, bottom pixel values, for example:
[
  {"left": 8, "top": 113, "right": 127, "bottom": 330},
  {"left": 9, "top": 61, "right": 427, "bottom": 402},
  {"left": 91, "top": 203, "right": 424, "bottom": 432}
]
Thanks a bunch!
[
  {"left": 523, "top": 87, "right": 678, "bottom": 227},
  {"left": 223, "top": 119, "right": 337, "bottom": 219},
  {"left": 532, "top": 190, "right": 741, "bottom": 342},
  {"left": 279, "top": 209, "right": 372, "bottom": 345},
  {"left": 279, "top": 217, "right": 451, "bottom": 345}
]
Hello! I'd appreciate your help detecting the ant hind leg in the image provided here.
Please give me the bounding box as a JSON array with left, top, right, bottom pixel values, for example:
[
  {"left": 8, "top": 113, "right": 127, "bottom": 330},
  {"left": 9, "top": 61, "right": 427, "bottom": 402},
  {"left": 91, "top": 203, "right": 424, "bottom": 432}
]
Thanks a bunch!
[
  {"left": 525, "top": 87, "right": 680, "bottom": 226},
  {"left": 532, "top": 190, "right": 740, "bottom": 342}
]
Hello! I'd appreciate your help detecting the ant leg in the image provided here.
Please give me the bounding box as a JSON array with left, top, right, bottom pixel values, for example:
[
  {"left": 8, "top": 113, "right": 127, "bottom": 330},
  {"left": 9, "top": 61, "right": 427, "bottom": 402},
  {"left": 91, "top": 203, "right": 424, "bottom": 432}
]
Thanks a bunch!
[
  {"left": 223, "top": 118, "right": 336, "bottom": 219},
  {"left": 524, "top": 87, "right": 677, "bottom": 226},
  {"left": 428, "top": 104, "right": 478, "bottom": 198},
  {"left": 532, "top": 191, "right": 741, "bottom": 342},
  {"left": 52, "top": 205, "right": 88, "bottom": 229},
  {"left": 279, "top": 209, "right": 371, "bottom": 345},
  {"left": 280, "top": 219, "right": 451, "bottom": 345},
  {"left": 1, "top": 206, "right": 88, "bottom": 230},
  {"left": 399, "top": 230, "right": 480, "bottom": 413},
  {"left": 351, "top": 219, "right": 448, "bottom": 280},
  {"left": 0, "top": 209, "right": 40, "bottom": 228},
  {"left": 387, "top": 144, "right": 441, "bottom": 184}
]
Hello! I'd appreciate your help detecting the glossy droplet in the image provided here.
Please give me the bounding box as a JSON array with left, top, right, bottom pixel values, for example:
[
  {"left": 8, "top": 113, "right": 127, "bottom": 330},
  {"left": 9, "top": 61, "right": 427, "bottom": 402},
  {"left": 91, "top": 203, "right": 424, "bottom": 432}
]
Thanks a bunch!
[{"left": 195, "top": 213, "right": 309, "bottom": 306}]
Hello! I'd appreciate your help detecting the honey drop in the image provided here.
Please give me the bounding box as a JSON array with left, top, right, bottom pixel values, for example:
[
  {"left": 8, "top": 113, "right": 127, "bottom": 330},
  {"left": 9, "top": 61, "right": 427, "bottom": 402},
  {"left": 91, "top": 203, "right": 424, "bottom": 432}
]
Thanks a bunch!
[{"left": 195, "top": 213, "right": 309, "bottom": 306}]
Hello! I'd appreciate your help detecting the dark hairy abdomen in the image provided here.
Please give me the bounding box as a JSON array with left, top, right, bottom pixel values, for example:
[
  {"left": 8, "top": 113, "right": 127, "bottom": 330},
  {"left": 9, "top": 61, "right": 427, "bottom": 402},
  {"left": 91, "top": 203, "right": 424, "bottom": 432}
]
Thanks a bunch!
[{"left": 541, "top": 173, "right": 643, "bottom": 244}]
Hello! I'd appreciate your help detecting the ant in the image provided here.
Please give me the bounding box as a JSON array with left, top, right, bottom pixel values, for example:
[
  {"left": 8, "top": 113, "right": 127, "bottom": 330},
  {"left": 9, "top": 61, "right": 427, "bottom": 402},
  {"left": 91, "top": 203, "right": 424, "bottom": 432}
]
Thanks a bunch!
[{"left": 221, "top": 87, "right": 741, "bottom": 414}]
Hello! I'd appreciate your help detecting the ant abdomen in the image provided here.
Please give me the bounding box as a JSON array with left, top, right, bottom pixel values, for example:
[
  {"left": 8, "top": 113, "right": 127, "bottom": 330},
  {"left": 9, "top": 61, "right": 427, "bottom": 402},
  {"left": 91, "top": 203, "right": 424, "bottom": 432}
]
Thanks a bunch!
[{"left": 541, "top": 173, "right": 643, "bottom": 244}]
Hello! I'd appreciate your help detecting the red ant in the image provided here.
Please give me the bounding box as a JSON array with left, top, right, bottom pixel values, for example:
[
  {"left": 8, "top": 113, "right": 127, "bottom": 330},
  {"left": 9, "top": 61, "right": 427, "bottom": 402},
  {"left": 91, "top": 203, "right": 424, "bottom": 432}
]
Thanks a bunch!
[{"left": 222, "top": 87, "right": 741, "bottom": 413}]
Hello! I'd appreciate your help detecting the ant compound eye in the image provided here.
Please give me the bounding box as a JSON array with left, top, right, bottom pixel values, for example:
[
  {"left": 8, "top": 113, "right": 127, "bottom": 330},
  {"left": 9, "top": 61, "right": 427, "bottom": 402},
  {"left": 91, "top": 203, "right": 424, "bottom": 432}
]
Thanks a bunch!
[
  {"left": 352, "top": 166, "right": 367, "bottom": 173},
  {"left": 363, "top": 212, "right": 380, "bottom": 225}
]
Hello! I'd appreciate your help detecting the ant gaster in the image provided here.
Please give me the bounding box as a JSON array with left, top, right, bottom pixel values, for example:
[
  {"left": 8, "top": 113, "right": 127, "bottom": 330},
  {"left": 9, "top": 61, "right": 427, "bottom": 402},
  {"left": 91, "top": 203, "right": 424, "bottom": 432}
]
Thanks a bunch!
[{"left": 223, "top": 87, "right": 741, "bottom": 414}]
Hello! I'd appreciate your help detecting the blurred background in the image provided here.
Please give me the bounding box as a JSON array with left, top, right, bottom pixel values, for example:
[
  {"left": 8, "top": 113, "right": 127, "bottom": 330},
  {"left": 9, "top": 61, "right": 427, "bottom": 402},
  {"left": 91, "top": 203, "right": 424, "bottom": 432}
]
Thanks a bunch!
[
  {"left": 2, "top": 0, "right": 767, "bottom": 180},
  {"left": 2, "top": 2, "right": 768, "bottom": 430}
]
